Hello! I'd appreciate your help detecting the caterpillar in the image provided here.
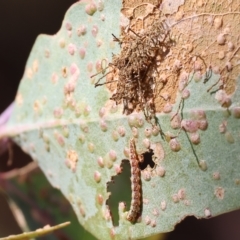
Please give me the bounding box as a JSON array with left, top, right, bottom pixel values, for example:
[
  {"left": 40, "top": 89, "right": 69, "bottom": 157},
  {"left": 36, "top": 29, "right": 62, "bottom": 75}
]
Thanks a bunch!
[{"left": 126, "top": 138, "right": 142, "bottom": 223}]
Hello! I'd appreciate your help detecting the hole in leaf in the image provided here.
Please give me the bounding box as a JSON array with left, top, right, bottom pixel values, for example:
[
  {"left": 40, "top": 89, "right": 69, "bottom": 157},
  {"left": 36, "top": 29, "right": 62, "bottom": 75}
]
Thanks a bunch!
[
  {"left": 106, "top": 160, "right": 131, "bottom": 226},
  {"left": 106, "top": 149, "right": 155, "bottom": 226},
  {"left": 139, "top": 149, "right": 155, "bottom": 170}
]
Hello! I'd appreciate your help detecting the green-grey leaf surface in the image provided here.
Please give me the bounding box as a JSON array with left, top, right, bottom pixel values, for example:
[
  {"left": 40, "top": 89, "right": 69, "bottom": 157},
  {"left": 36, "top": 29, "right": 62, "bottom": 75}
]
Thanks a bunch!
[{"left": 1, "top": 1, "right": 240, "bottom": 240}]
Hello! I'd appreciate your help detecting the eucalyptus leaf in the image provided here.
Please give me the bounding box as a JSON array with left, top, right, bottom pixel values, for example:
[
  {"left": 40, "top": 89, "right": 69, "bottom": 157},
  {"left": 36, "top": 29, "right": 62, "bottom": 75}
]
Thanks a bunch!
[{"left": 1, "top": 1, "right": 240, "bottom": 240}]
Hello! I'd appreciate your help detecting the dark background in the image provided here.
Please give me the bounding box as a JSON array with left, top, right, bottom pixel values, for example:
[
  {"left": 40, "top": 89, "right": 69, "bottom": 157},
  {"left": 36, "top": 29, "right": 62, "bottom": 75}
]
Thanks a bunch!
[
  {"left": 0, "top": 1, "right": 240, "bottom": 239},
  {"left": 0, "top": 1, "right": 77, "bottom": 113}
]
